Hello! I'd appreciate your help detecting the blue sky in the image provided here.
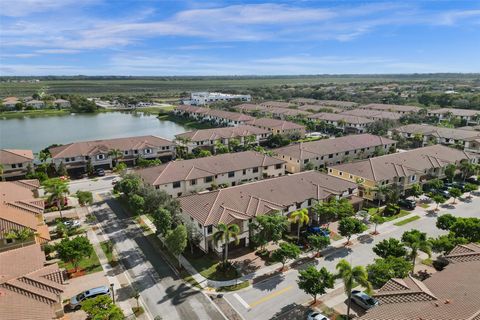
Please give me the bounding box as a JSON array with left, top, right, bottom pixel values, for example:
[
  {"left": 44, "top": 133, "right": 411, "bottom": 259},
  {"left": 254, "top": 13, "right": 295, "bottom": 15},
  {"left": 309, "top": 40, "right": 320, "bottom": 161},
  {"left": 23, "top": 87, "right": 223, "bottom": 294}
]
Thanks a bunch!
[{"left": 1, "top": 0, "right": 479, "bottom": 76}]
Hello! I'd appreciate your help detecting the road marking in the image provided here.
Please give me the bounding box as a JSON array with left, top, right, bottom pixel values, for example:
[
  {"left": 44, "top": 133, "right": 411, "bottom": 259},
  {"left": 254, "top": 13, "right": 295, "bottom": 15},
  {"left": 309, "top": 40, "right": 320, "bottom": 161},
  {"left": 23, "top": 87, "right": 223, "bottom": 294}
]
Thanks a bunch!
[
  {"left": 248, "top": 286, "right": 293, "bottom": 308},
  {"left": 233, "top": 293, "right": 251, "bottom": 309}
]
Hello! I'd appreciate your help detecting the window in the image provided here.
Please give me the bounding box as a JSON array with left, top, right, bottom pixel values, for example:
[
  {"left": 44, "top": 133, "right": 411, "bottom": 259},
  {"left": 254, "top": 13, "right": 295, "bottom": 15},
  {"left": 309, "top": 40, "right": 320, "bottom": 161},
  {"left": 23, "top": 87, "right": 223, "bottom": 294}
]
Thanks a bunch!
[
  {"left": 65, "top": 158, "right": 70, "bottom": 163},
  {"left": 145, "top": 148, "right": 152, "bottom": 154},
  {"left": 205, "top": 176, "right": 213, "bottom": 183},
  {"left": 345, "top": 151, "right": 350, "bottom": 155},
  {"left": 134, "top": 150, "right": 138, "bottom": 154},
  {"left": 339, "top": 172, "right": 343, "bottom": 176},
  {"left": 243, "top": 169, "right": 247, "bottom": 175},
  {"left": 173, "top": 181, "right": 181, "bottom": 188},
  {"left": 11, "top": 164, "right": 16, "bottom": 168},
  {"left": 275, "top": 164, "right": 282, "bottom": 169},
  {"left": 5, "top": 238, "right": 13, "bottom": 244},
  {"left": 253, "top": 167, "right": 259, "bottom": 173},
  {"left": 228, "top": 171, "right": 235, "bottom": 178},
  {"left": 70, "top": 157, "right": 75, "bottom": 162},
  {"left": 97, "top": 154, "right": 105, "bottom": 160},
  {"left": 304, "top": 159, "right": 309, "bottom": 164},
  {"left": 190, "top": 179, "right": 197, "bottom": 185},
  {"left": 328, "top": 168, "right": 333, "bottom": 173},
  {"left": 206, "top": 225, "right": 213, "bottom": 235},
  {"left": 328, "top": 154, "right": 333, "bottom": 159},
  {"left": 124, "top": 150, "right": 129, "bottom": 155}
]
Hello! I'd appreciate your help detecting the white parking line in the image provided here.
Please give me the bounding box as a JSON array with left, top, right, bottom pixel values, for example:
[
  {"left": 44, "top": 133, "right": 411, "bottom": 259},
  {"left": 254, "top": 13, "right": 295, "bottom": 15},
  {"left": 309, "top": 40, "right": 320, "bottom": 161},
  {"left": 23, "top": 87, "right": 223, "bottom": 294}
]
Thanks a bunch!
[{"left": 233, "top": 293, "right": 251, "bottom": 309}]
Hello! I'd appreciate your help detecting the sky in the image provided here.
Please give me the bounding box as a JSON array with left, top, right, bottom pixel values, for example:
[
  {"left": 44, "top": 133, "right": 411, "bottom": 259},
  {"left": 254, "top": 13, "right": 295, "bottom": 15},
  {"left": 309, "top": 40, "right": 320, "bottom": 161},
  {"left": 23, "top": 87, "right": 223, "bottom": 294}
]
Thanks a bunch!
[{"left": 0, "top": 0, "right": 479, "bottom": 76}]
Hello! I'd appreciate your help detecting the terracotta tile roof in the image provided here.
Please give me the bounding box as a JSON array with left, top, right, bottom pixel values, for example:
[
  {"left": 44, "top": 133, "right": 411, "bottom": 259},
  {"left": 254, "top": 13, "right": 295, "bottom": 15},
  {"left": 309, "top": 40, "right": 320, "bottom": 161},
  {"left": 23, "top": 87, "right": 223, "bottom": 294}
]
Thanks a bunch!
[
  {"left": 178, "top": 171, "right": 357, "bottom": 226},
  {"left": 260, "top": 101, "right": 292, "bottom": 108},
  {"left": 394, "top": 124, "right": 480, "bottom": 141},
  {"left": 273, "top": 134, "right": 396, "bottom": 160},
  {"left": 0, "top": 181, "right": 43, "bottom": 215},
  {"left": 444, "top": 243, "right": 480, "bottom": 263},
  {"left": 360, "top": 103, "right": 422, "bottom": 113},
  {"left": 340, "top": 109, "right": 403, "bottom": 121},
  {"left": 360, "top": 245, "right": 480, "bottom": 320},
  {"left": 49, "top": 135, "right": 174, "bottom": 159},
  {"left": 428, "top": 108, "right": 480, "bottom": 117},
  {"left": 266, "top": 107, "right": 312, "bottom": 117},
  {"left": 234, "top": 103, "right": 263, "bottom": 112},
  {"left": 308, "top": 112, "right": 374, "bottom": 125},
  {"left": 0, "top": 149, "right": 34, "bottom": 165},
  {"left": 330, "top": 145, "right": 477, "bottom": 182},
  {"left": 291, "top": 99, "right": 358, "bottom": 108},
  {"left": 136, "top": 151, "right": 285, "bottom": 185},
  {"left": 298, "top": 105, "right": 343, "bottom": 113},
  {"left": 175, "top": 125, "right": 269, "bottom": 142},
  {"left": 0, "top": 245, "right": 65, "bottom": 320},
  {"left": 246, "top": 118, "right": 305, "bottom": 131}
]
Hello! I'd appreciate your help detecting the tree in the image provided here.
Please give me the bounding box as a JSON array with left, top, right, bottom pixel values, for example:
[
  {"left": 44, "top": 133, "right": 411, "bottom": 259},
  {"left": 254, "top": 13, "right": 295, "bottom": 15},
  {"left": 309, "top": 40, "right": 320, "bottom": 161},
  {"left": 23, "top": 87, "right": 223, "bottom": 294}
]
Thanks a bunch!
[
  {"left": 289, "top": 208, "right": 309, "bottom": 241},
  {"left": 81, "top": 295, "right": 123, "bottom": 320},
  {"left": 372, "top": 185, "right": 389, "bottom": 213},
  {"left": 108, "top": 149, "right": 123, "bottom": 167},
  {"left": 195, "top": 149, "right": 212, "bottom": 158},
  {"left": 213, "top": 223, "right": 240, "bottom": 266},
  {"left": 460, "top": 160, "right": 476, "bottom": 182},
  {"left": 307, "top": 234, "right": 330, "bottom": 257},
  {"left": 448, "top": 187, "right": 462, "bottom": 204},
  {"left": 430, "top": 234, "right": 468, "bottom": 255},
  {"left": 367, "top": 257, "right": 412, "bottom": 288},
  {"left": 183, "top": 217, "right": 202, "bottom": 254},
  {"left": 76, "top": 190, "right": 93, "bottom": 206},
  {"left": 464, "top": 182, "right": 478, "bottom": 198},
  {"left": 250, "top": 213, "right": 288, "bottom": 251},
  {"left": 86, "top": 159, "right": 94, "bottom": 176},
  {"left": 152, "top": 208, "right": 172, "bottom": 237},
  {"left": 297, "top": 266, "right": 334, "bottom": 303},
  {"left": 56, "top": 236, "right": 93, "bottom": 272},
  {"left": 57, "top": 161, "right": 67, "bottom": 177},
  {"left": 165, "top": 225, "right": 187, "bottom": 267},
  {"left": 304, "top": 162, "right": 315, "bottom": 171},
  {"left": 5, "top": 228, "right": 35, "bottom": 247},
  {"left": 336, "top": 259, "right": 372, "bottom": 320},
  {"left": 436, "top": 214, "right": 457, "bottom": 230},
  {"left": 445, "top": 164, "right": 456, "bottom": 182},
  {"left": 449, "top": 217, "right": 480, "bottom": 242},
  {"left": 373, "top": 238, "right": 407, "bottom": 259},
  {"left": 228, "top": 138, "right": 241, "bottom": 152},
  {"left": 114, "top": 174, "right": 142, "bottom": 196},
  {"left": 312, "top": 199, "right": 337, "bottom": 224},
  {"left": 113, "top": 162, "right": 127, "bottom": 173},
  {"left": 129, "top": 194, "right": 145, "bottom": 215},
  {"left": 401, "top": 229, "right": 431, "bottom": 269},
  {"left": 271, "top": 242, "right": 301, "bottom": 269},
  {"left": 410, "top": 183, "right": 423, "bottom": 201},
  {"left": 44, "top": 178, "right": 70, "bottom": 218},
  {"left": 214, "top": 142, "right": 229, "bottom": 154},
  {"left": 370, "top": 214, "right": 385, "bottom": 235},
  {"left": 338, "top": 217, "right": 367, "bottom": 245},
  {"left": 431, "top": 194, "right": 445, "bottom": 210},
  {"left": 243, "top": 134, "right": 257, "bottom": 149}
]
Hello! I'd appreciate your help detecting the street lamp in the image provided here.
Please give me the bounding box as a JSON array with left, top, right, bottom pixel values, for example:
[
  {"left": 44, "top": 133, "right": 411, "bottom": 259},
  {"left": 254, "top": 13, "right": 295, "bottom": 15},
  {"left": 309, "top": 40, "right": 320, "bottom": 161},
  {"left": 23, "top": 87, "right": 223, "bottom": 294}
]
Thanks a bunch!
[{"left": 110, "top": 283, "right": 115, "bottom": 304}]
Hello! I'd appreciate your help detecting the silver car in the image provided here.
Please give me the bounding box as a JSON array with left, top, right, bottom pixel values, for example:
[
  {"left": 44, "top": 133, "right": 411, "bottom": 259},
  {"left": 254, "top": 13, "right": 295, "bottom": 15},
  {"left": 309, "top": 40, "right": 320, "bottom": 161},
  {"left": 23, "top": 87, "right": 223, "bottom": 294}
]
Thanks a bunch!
[
  {"left": 69, "top": 286, "right": 110, "bottom": 310},
  {"left": 307, "top": 311, "right": 330, "bottom": 320},
  {"left": 351, "top": 290, "right": 379, "bottom": 310}
]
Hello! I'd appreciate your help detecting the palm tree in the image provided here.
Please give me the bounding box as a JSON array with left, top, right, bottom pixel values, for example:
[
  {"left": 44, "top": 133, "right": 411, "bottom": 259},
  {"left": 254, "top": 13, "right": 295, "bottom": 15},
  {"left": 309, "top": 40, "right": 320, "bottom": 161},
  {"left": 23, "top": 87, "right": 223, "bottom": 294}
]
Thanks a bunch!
[
  {"left": 5, "top": 228, "right": 35, "bottom": 247},
  {"left": 401, "top": 229, "right": 432, "bottom": 270},
  {"left": 212, "top": 223, "right": 240, "bottom": 266},
  {"left": 108, "top": 149, "right": 123, "bottom": 168},
  {"left": 289, "top": 208, "right": 309, "bottom": 241},
  {"left": 336, "top": 259, "right": 372, "bottom": 319},
  {"left": 44, "top": 178, "right": 70, "bottom": 219},
  {"left": 175, "top": 136, "right": 191, "bottom": 158},
  {"left": 460, "top": 160, "right": 476, "bottom": 182},
  {"left": 243, "top": 134, "right": 257, "bottom": 150},
  {"left": 372, "top": 185, "right": 389, "bottom": 214}
]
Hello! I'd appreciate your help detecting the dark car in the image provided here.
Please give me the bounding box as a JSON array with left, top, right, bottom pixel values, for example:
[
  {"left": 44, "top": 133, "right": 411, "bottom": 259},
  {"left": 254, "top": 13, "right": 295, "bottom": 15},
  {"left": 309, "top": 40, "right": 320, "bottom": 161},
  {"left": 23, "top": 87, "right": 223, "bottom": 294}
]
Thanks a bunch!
[
  {"left": 96, "top": 168, "right": 105, "bottom": 177},
  {"left": 398, "top": 198, "right": 416, "bottom": 210},
  {"left": 351, "top": 290, "right": 379, "bottom": 310},
  {"left": 465, "top": 177, "right": 480, "bottom": 185},
  {"left": 306, "top": 226, "right": 330, "bottom": 237}
]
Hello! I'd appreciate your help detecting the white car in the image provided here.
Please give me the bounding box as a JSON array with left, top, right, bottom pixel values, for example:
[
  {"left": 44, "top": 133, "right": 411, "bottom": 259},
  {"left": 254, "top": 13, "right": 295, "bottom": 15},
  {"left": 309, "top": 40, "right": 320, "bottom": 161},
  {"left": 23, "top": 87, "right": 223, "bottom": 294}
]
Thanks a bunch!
[
  {"left": 64, "top": 219, "right": 81, "bottom": 228},
  {"left": 307, "top": 311, "right": 330, "bottom": 320}
]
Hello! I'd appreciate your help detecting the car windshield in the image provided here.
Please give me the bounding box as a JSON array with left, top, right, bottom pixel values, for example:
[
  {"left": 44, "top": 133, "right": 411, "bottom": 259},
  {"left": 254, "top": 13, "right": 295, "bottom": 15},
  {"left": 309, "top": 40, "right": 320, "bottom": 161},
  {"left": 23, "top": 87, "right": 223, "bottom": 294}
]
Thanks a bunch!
[
  {"left": 76, "top": 293, "right": 86, "bottom": 301},
  {"left": 366, "top": 298, "right": 376, "bottom": 305}
]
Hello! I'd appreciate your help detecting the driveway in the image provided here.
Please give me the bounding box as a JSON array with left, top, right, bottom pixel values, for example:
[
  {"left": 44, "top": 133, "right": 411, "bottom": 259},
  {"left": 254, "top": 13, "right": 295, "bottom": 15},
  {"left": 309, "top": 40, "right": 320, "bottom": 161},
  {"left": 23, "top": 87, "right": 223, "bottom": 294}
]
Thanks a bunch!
[
  {"left": 224, "top": 196, "right": 480, "bottom": 320},
  {"left": 92, "top": 192, "right": 224, "bottom": 320}
]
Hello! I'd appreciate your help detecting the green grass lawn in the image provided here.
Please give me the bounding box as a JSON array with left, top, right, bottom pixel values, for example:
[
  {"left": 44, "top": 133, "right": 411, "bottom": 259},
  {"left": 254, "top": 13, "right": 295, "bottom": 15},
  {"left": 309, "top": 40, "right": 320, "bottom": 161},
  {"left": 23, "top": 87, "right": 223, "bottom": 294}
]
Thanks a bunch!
[
  {"left": 368, "top": 207, "right": 382, "bottom": 215},
  {"left": 100, "top": 240, "right": 118, "bottom": 267},
  {"left": 394, "top": 215, "right": 421, "bottom": 226},
  {"left": 217, "top": 281, "right": 250, "bottom": 292},
  {"left": 383, "top": 210, "right": 411, "bottom": 222},
  {"left": 419, "top": 203, "right": 430, "bottom": 209},
  {"left": 422, "top": 258, "right": 433, "bottom": 266},
  {"left": 0, "top": 109, "right": 70, "bottom": 119},
  {"left": 183, "top": 251, "right": 240, "bottom": 281},
  {"left": 180, "top": 270, "right": 202, "bottom": 289},
  {"left": 58, "top": 250, "right": 102, "bottom": 274}
]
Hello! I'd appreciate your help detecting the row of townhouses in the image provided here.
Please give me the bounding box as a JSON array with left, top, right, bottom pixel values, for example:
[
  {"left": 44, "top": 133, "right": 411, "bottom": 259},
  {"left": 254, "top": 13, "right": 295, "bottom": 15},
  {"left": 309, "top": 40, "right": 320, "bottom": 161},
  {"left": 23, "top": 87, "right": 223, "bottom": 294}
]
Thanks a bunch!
[{"left": 2, "top": 96, "right": 71, "bottom": 110}]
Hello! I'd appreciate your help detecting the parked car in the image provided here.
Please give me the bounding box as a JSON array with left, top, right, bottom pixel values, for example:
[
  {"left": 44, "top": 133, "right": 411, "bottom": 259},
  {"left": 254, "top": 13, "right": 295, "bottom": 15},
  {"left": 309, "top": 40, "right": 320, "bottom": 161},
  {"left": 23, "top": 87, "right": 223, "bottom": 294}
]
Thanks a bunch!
[
  {"left": 398, "top": 198, "right": 416, "bottom": 210},
  {"left": 465, "top": 177, "right": 480, "bottom": 185},
  {"left": 64, "top": 219, "right": 81, "bottom": 228},
  {"left": 307, "top": 311, "right": 330, "bottom": 320},
  {"left": 306, "top": 226, "right": 330, "bottom": 237},
  {"left": 432, "top": 189, "right": 450, "bottom": 198},
  {"left": 69, "top": 286, "right": 110, "bottom": 310},
  {"left": 96, "top": 168, "right": 105, "bottom": 177},
  {"left": 351, "top": 290, "right": 379, "bottom": 310}
]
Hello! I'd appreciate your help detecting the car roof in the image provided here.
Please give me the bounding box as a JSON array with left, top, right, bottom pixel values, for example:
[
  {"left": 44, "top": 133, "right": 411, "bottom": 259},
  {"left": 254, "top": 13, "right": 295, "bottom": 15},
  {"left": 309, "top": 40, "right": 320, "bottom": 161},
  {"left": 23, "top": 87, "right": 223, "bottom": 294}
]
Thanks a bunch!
[
  {"left": 85, "top": 286, "right": 109, "bottom": 295},
  {"left": 352, "top": 290, "right": 370, "bottom": 299}
]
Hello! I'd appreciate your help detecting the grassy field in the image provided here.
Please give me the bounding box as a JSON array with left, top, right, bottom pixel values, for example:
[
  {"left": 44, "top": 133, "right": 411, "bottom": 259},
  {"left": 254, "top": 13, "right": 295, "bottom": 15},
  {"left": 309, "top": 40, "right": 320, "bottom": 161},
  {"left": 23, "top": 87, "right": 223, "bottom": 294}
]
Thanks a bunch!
[
  {"left": 58, "top": 250, "right": 102, "bottom": 274},
  {"left": 0, "top": 109, "right": 71, "bottom": 119},
  {"left": 394, "top": 215, "right": 421, "bottom": 226},
  {"left": 2, "top": 74, "right": 473, "bottom": 97}
]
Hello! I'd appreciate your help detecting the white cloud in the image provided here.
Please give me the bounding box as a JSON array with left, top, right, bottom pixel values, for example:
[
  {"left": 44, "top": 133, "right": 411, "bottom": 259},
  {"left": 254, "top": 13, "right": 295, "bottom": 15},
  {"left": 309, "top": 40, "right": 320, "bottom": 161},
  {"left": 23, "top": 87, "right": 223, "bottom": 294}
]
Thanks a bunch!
[{"left": 0, "top": 0, "right": 98, "bottom": 17}]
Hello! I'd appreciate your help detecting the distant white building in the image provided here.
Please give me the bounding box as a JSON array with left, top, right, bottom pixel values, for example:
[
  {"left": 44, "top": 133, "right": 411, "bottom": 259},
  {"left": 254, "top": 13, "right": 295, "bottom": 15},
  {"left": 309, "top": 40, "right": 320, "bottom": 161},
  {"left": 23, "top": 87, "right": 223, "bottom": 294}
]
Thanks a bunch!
[{"left": 183, "top": 92, "right": 251, "bottom": 106}]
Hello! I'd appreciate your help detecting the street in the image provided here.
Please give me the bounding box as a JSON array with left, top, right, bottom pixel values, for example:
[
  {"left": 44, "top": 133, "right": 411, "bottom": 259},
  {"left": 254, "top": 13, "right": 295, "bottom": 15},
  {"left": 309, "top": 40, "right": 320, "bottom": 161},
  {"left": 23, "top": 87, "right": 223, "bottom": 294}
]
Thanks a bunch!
[
  {"left": 92, "top": 192, "right": 225, "bottom": 320},
  {"left": 224, "top": 196, "right": 480, "bottom": 320},
  {"left": 68, "top": 175, "right": 118, "bottom": 194}
]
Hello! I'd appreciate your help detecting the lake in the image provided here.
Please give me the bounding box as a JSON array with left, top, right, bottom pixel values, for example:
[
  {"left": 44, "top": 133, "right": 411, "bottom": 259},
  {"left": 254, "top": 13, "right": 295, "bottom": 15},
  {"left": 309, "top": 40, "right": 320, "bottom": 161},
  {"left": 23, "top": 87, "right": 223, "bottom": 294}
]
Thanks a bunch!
[{"left": 0, "top": 112, "right": 189, "bottom": 152}]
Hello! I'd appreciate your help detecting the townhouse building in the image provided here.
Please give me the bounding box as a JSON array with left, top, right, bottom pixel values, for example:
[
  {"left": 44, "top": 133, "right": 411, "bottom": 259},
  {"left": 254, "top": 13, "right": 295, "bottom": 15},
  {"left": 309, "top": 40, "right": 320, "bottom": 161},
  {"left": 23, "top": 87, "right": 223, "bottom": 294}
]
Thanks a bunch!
[
  {"left": 291, "top": 99, "right": 357, "bottom": 109},
  {"left": 265, "top": 107, "right": 312, "bottom": 120},
  {"left": 178, "top": 171, "right": 359, "bottom": 254},
  {"left": 183, "top": 92, "right": 251, "bottom": 105},
  {"left": 175, "top": 125, "right": 271, "bottom": 153},
  {"left": 2, "top": 96, "right": 20, "bottom": 110},
  {"left": 246, "top": 117, "right": 306, "bottom": 136},
  {"left": 308, "top": 112, "right": 374, "bottom": 133},
  {"left": 0, "top": 180, "right": 50, "bottom": 252},
  {"left": 426, "top": 107, "right": 480, "bottom": 124},
  {"left": 53, "top": 98, "right": 71, "bottom": 108},
  {"left": 25, "top": 99, "right": 45, "bottom": 109},
  {"left": 340, "top": 108, "right": 403, "bottom": 121},
  {"left": 298, "top": 105, "right": 343, "bottom": 113},
  {"left": 173, "top": 105, "right": 254, "bottom": 126},
  {"left": 273, "top": 134, "right": 396, "bottom": 173},
  {"left": 327, "top": 144, "right": 478, "bottom": 201},
  {"left": 136, "top": 151, "right": 286, "bottom": 197},
  {"left": 390, "top": 124, "right": 480, "bottom": 153},
  {"left": 0, "top": 149, "right": 34, "bottom": 180},
  {"left": 260, "top": 101, "right": 292, "bottom": 108},
  {"left": 359, "top": 103, "right": 422, "bottom": 114},
  {"left": 49, "top": 135, "right": 175, "bottom": 173}
]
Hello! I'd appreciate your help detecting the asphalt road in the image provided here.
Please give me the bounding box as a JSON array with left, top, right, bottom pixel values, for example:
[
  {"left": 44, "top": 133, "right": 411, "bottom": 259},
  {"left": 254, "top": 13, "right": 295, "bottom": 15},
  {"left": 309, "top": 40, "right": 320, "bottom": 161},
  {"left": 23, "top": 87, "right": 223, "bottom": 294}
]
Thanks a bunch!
[
  {"left": 68, "top": 175, "right": 118, "bottom": 194},
  {"left": 92, "top": 192, "right": 225, "bottom": 320},
  {"left": 224, "top": 196, "right": 480, "bottom": 320}
]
